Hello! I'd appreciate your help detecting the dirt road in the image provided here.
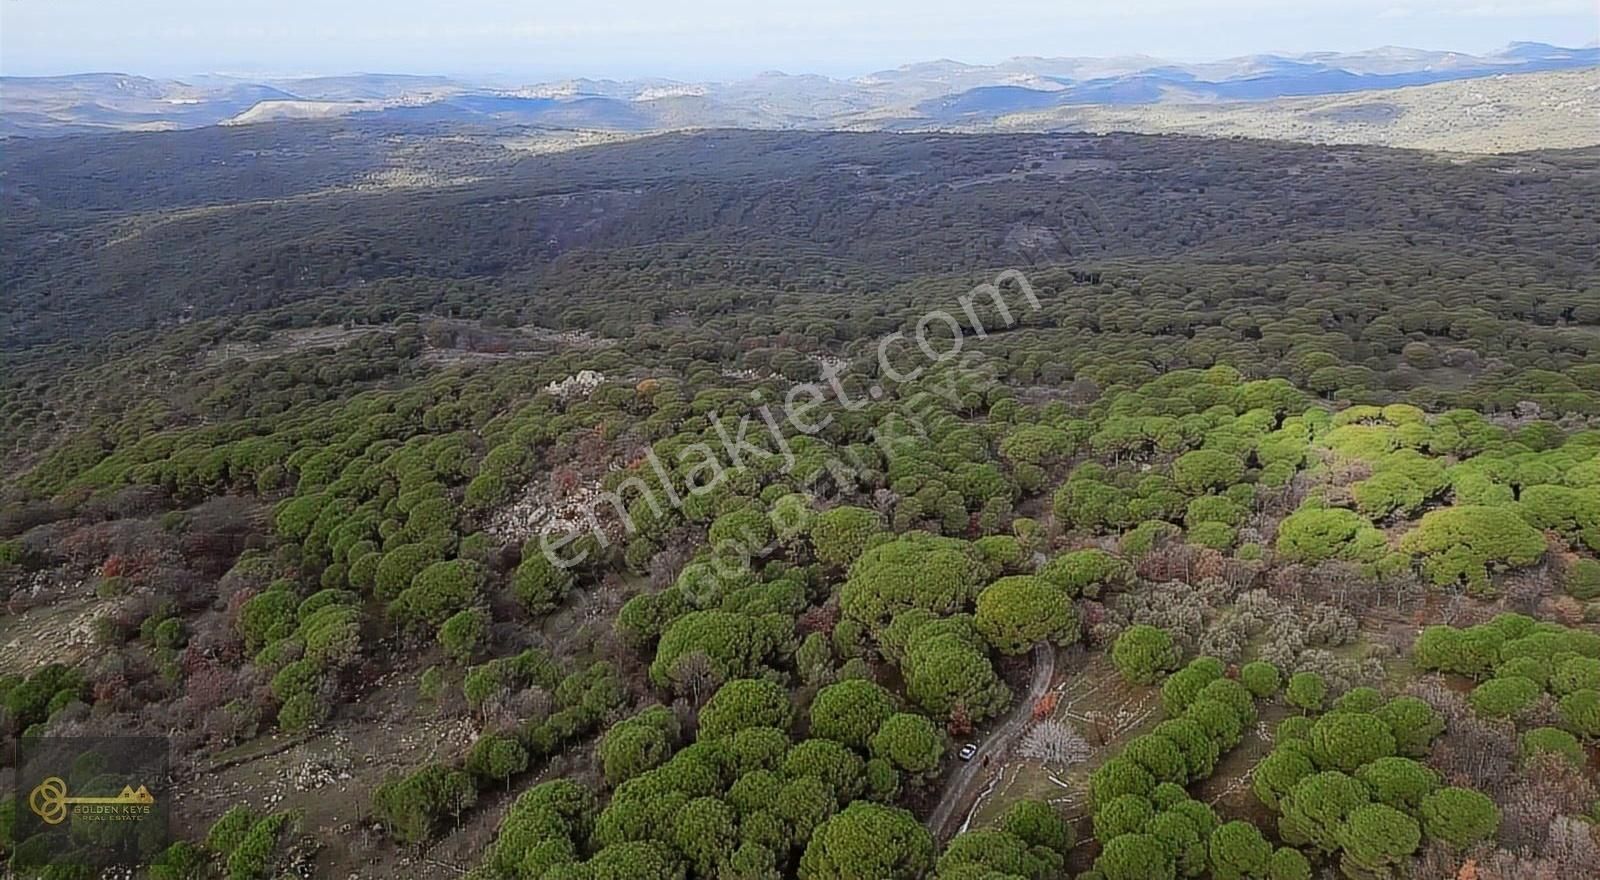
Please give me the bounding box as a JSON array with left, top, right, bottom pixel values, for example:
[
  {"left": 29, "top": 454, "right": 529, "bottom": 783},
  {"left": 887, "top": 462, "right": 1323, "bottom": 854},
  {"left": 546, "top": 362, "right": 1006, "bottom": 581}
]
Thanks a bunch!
[{"left": 926, "top": 641, "right": 1056, "bottom": 840}]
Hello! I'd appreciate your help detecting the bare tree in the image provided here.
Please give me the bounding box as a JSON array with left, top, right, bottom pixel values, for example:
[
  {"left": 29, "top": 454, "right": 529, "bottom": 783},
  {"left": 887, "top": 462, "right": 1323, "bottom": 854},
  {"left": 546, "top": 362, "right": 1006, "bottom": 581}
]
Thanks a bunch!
[
  {"left": 648, "top": 544, "right": 691, "bottom": 591},
  {"left": 483, "top": 685, "right": 551, "bottom": 732},
  {"left": 1410, "top": 839, "right": 1480, "bottom": 880},
  {"left": 1545, "top": 815, "right": 1600, "bottom": 877},
  {"left": 1410, "top": 676, "right": 1518, "bottom": 796},
  {"left": 1475, "top": 835, "right": 1600, "bottom": 880},
  {"left": 670, "top": 651, "right": 723, "bottom": 707},
  {"left": 1498, "top": 754, "right": 1598, "bottom": 850},
  {"left": 1017, "top": 719, "right": 1091, "bottom": 766}
]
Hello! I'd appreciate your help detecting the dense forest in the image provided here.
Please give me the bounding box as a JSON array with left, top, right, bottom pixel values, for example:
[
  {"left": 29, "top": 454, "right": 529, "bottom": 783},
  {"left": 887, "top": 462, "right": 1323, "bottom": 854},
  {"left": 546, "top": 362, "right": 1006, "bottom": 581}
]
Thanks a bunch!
[{"left": 1, "top": 121, "right": 1597, "bottom": 880}]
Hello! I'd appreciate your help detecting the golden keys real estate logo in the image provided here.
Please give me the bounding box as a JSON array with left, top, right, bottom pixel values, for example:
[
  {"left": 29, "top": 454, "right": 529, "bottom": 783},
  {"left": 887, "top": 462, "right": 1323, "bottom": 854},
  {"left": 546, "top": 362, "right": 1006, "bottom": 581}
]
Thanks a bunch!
[
  {"left": 28, "top": 776, "right": 156, "bottom": 825},
  {"left": 13, "top": 735, "right": 170, "bottom": 870}
]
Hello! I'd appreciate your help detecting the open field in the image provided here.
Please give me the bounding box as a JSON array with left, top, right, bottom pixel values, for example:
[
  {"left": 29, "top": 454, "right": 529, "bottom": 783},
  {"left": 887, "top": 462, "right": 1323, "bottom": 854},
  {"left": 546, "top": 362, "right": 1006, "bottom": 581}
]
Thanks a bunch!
[{"left": 965, "top": 653, "right": 1161, "bottom": 829}]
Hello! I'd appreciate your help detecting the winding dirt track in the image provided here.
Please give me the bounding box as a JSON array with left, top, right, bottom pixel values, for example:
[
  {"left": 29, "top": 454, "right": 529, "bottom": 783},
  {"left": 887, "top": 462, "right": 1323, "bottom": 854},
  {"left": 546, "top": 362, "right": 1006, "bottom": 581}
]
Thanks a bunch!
[{"left": 926, "top": 642, "right": 1056, "bottom": 840}]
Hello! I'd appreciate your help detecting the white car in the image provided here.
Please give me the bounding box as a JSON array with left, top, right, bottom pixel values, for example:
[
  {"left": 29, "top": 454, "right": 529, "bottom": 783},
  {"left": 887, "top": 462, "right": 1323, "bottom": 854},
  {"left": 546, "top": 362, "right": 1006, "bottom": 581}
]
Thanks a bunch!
[{"left": 958, "top": 743, "right": 979, "bottom": 761}]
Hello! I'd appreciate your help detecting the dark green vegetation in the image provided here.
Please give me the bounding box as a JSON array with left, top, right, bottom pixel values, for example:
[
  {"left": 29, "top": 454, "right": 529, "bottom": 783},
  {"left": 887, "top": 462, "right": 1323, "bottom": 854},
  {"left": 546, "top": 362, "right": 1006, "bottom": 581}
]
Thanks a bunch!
[{"left": 0, "top": 121, "right": 1597, "bottom": 878}]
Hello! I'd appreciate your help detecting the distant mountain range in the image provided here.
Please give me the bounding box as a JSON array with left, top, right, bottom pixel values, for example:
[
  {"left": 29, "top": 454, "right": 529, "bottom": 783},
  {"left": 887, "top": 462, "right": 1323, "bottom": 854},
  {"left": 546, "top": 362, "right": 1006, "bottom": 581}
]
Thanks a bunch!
[
  {"left": 987, "top": 69, "right": 1600, "bottom": 154},
  {"left": 2, "top": 42, "right": 1595, "bottom": 139}
]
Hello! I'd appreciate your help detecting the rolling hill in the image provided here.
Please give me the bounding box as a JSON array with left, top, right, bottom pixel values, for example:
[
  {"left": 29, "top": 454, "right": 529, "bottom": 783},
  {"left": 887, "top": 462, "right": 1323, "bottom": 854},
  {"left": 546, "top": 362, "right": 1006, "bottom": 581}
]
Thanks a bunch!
[
  {"left": 3, "top": 42, "right": 1595, "bottom": 149},
  {"left": 986, "top": 68, "right": 1600, "bottom": 153}
]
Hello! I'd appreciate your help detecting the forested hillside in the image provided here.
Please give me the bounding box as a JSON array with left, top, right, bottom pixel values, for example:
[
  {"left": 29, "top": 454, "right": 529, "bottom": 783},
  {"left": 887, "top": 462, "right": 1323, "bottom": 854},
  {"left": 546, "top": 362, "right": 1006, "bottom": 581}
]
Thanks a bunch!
[{"left": 1, "top": 123, "right": 1597, "bottom": 879}]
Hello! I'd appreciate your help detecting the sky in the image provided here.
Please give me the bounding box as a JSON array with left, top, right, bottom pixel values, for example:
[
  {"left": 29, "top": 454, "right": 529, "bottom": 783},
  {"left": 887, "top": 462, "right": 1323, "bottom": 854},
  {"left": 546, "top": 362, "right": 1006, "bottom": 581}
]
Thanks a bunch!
[{"left": 2, "top": 0, "right": 1596, "bottom": 81}]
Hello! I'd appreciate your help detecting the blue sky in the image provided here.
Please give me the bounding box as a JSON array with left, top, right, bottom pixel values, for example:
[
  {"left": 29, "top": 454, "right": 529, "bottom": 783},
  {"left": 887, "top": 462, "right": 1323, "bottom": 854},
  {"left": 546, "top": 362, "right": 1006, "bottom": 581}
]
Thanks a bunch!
[{"left": 2, "top": 0, "right": 1595, "bottom": 80}]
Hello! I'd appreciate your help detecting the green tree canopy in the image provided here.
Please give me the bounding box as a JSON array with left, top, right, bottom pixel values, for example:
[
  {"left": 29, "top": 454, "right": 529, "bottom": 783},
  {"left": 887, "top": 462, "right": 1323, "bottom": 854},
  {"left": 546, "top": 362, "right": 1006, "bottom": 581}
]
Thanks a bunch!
[
  {"left": 840, "top": 533, "right": 988, "bottom": 629},
  {"left": 1209, "top": 820, "right": 1272, "bottom": 880},
  {"left": 809, "top": 679, "right": 897, "bottom": 750},
  {"left": 1037, "top": 548, "right": 1133, "bottom": 599},
  {"left": 798, "top": 802, "right": 935, "bottom": 880},
  {"left": 1308, "top": 712, "right": 1397, "bottom": 773},
  {"left": 974, "top": 575, "right": 1078, "bottom": 655},
  {"left": 1400, "top": 505, "right": 1547, "bottom": 592},
  {"left": 1112, "top": 625, "right": 1180, "bottom": 685},
  {"left": 699, "top": 679, "right": 793, "bottom": 740},
  {"left": 869, "top": 712, "right": 946, "bottom": 776},
  {"left": 811, "top": 506, "right": 883, "bottom": 568},
  {"left": 513, "top": 552, "right": 575, "bottom": 616}
]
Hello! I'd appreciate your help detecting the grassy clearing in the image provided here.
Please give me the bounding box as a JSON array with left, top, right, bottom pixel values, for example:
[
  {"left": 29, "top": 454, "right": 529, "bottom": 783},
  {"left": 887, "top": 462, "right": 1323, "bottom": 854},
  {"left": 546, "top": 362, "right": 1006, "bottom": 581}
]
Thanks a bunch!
[{"left": 966, "top": 654, "right": 1161, "bottom": 828}]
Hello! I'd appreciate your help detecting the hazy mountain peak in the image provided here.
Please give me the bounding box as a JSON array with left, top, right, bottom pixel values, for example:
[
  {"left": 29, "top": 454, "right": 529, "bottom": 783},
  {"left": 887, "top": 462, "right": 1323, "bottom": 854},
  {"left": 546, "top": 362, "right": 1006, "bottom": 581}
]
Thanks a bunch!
[{"left": 3, "top": 43, "right": 1595, "bottom": 138}]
